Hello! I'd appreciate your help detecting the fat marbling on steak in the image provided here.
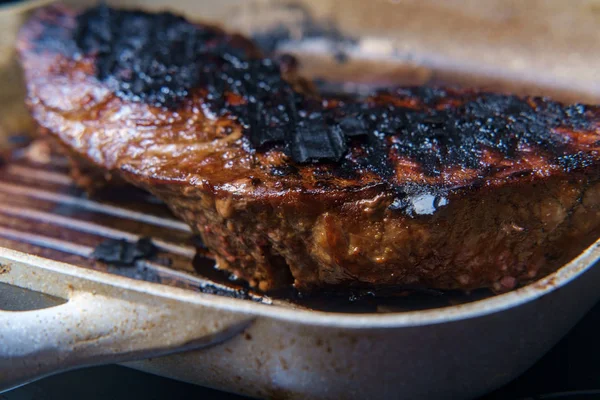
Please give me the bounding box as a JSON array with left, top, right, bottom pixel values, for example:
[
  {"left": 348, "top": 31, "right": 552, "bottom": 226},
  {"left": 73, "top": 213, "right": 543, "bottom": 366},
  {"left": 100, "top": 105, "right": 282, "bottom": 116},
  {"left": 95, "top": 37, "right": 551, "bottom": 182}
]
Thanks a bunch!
[{"left": 17, "top": 5, "right": 600, "bottom": 292}]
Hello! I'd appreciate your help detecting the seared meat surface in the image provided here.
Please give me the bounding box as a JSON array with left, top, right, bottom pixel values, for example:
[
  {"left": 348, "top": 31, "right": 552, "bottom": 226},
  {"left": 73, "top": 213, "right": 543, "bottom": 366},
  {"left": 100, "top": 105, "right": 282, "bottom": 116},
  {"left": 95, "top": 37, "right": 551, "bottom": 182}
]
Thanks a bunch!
[{"left": 17, "top": 5, "right": 600, "bottom": 292}]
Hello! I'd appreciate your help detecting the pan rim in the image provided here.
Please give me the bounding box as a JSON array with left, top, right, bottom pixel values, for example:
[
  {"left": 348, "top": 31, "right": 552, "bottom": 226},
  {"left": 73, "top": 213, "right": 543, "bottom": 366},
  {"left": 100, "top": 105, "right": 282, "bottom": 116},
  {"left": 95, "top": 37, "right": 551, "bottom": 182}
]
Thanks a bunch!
[{"left": 1, "top": 237, "right": 598, "bottom": 329}]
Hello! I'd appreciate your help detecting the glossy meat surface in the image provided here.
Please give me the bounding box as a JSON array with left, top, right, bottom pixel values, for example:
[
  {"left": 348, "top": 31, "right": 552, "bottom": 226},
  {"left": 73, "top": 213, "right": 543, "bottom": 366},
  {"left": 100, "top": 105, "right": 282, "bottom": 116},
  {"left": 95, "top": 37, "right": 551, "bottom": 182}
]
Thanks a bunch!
[{"left": 17, "top": 5, "right": 600, "bottom": 292}]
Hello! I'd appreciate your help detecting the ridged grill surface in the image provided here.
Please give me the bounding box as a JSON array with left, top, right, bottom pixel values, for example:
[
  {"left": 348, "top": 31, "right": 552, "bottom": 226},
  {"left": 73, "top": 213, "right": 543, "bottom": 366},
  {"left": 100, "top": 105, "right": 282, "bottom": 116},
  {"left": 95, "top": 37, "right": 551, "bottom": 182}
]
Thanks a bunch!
[{"left": 0, "top": 144, "right": 267, "bottom": 303}]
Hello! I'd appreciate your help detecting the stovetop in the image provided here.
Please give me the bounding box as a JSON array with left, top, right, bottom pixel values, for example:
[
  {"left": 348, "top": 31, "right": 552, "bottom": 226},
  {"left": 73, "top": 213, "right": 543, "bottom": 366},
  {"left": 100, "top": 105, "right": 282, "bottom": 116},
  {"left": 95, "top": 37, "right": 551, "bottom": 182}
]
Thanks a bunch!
[{"left": 2, "top": 300, "right": 599, "bottom": 400}]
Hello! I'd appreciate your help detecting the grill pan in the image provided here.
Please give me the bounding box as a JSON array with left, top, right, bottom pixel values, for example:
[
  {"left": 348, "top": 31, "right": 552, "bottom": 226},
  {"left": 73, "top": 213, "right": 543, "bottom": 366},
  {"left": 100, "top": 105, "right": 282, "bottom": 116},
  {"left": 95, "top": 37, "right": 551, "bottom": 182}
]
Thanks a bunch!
[{"left": 1, "top": 0, "right": 600, "bottom": 399}]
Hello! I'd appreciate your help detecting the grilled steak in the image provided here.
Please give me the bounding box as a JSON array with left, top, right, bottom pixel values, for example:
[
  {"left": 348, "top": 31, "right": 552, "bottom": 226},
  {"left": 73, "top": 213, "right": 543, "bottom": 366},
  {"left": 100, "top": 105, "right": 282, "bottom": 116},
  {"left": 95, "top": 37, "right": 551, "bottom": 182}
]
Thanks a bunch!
[{"left": 17, "top": 5, "right": 600, "bottom": 292}]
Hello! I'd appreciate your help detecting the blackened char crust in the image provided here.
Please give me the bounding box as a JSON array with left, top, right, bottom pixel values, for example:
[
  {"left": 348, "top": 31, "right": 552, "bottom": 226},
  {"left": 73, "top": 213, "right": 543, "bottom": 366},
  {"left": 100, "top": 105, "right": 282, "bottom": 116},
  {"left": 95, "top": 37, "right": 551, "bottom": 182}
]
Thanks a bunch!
[{"left": 17, "top": 5, "right": 600, "bottom": 292}]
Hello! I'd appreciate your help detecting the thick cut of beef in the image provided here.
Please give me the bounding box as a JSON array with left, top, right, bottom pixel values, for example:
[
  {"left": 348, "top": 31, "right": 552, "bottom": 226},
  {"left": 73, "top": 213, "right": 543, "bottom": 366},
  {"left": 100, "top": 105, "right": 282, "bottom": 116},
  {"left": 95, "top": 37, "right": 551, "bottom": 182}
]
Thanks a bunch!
[{"left": 17, "top": 5, "right": 600, "bottom": 292}]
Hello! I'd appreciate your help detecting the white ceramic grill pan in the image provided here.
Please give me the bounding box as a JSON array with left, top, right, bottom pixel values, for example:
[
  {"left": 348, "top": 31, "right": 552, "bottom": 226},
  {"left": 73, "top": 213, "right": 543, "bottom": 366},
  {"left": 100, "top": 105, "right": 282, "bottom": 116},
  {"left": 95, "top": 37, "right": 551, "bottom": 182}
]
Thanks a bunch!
[{"left": 1, "top": 1, "right": 599, "bottom": 398}]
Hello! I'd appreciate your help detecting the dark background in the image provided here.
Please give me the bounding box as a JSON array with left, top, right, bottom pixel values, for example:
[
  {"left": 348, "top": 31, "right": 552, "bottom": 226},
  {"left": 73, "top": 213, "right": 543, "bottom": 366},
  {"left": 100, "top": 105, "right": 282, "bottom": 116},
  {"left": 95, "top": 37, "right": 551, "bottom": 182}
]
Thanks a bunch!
[{"left": 2, "top": 301, "right": 599, "bottom": 400}]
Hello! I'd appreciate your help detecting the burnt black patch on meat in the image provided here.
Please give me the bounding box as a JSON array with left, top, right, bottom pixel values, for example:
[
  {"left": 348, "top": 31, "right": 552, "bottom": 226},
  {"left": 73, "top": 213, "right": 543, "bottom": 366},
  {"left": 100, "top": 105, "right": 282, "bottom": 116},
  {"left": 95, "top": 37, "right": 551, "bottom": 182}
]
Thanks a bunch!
[
  {"left": 379, "top": 92, "right": 595, "bottom": 176},
  {"left": 73, "top": 5, "right": 250, "bottom": 106},
  {"left": 32, "top": 6, "right": 598, "bottom": 182},
  {"left": 91, "top": 237, "right": 158, "bottom": 266}
]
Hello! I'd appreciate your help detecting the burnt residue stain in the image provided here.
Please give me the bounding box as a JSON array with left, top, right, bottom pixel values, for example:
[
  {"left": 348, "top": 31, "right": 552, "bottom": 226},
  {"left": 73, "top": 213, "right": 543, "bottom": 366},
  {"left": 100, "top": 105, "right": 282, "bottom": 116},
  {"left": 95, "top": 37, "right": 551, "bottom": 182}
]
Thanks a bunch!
[
  {"left": 249, "top": 2, "right": 356, "bottom": 55},
  {"left": 0, "top": 264, "right": 11, "bottom": 275},
  {"left": 192, "top": 252, "right": 259, "bottom": 301},
  {"left": 91, "top": 237, "right": 158, "bottom": 266},
  {"left": 252, "top": 25, "right": 292, "bottom": 54},
  {"left": 261, "top": 280, "right": 498, "bottom": 313}
]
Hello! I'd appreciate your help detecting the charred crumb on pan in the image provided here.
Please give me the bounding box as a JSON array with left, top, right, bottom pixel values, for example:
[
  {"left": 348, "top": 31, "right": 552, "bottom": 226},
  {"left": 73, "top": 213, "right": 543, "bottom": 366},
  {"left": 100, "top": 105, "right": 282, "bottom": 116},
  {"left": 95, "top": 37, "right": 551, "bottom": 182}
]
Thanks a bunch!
[
  {"left": 249, "top": 2, "right": 356, "bottom": 53},
  {"left": 131, "top": 263, "right": 162, "bottom": 283},
  {"left": 152, "top": 256, "right": 173, "bottom": 267},
  {"left": 197, "top": 283, "right": 261, "bottom": 302},
  {"left": 91, "top": 237, "right": 158, "bottom": 266}
]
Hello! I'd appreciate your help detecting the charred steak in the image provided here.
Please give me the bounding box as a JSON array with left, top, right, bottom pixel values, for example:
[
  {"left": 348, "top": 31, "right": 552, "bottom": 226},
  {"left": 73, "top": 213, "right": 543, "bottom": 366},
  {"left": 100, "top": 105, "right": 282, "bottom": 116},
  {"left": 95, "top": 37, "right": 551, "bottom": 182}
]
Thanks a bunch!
[{"left": 17, "top": 5, "right": 600, "bottom": 292}]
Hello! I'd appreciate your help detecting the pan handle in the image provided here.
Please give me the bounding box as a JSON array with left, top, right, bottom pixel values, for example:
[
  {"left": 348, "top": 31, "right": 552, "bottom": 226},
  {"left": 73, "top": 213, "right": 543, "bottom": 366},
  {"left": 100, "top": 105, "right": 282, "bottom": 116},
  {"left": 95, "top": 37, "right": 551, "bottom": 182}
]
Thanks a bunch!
[{"left": 0, "top": 290, "right": 253, "bottom": 393}]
